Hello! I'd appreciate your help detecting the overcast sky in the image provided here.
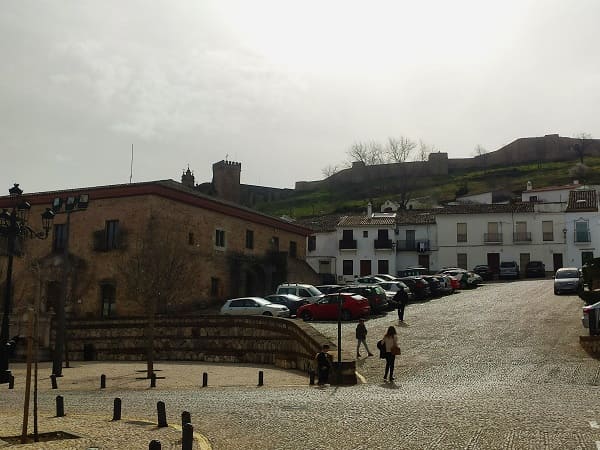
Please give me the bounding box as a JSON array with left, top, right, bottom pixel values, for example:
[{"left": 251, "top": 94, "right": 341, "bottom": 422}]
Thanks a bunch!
[{"left": 2, "top": 1, "right": 599, "bottom": 194}]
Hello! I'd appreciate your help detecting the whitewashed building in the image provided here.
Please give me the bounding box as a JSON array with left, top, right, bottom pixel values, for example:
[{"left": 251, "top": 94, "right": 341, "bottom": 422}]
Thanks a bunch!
[{"left": 564, "top": 189, "right": 599, "bottom": 268}]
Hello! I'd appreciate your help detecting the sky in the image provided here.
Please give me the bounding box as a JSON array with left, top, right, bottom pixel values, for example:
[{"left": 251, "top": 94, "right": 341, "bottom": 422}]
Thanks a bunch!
[{"left": 1, "top": 1, "right": 600, "bottom": 194}]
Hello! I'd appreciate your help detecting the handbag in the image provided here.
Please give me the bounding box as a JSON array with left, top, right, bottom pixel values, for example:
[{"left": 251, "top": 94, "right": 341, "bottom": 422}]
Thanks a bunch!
[{"left": 391, "top": 345, "right": 401, "bottom": 356}]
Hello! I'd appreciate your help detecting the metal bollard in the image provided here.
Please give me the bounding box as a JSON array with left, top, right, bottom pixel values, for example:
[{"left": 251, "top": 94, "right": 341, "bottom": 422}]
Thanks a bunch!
[
  {"left": 149, "top": 440, "right": 161, "bottom": 450},
  {"left": 157, "top": 401, "right": 168, "bottom": 427},
  {"left": 309, "top": 370, "right": 315, "bottom": 386},
  {"left": 8, "top": 375, "right": 14, "bottom": 389},
  {"left": 181, "top": 411, "right": 191, "bottom": 428},
  {"left": 258, "top": 370, "right": 264, "bottom": 386},
  {"left": 101, "top": 374, "right": 106, "bottom": 389},
  {"left": 56, "top": 395, "right": 65, "bottom": 417},
  {"left": 112, "top": 397, "right": 122, "bottom": 421},
  {"left": 182, "top": 423, "right": 193, "bottom": 450},
  {"left": 50, "top": 374, "right": 58, "bottom": 389},
  {"left": 202, "top": 372, "right": 208, "bottom": 387},
  {"left": 150, "top": 373, "right": 156, "bottom": 388}
]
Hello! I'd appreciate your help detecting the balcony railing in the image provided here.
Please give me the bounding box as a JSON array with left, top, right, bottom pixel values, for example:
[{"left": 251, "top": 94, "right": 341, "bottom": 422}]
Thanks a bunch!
[
  {"left": 396, "top": 240, "right": 430, "bottom": 252},
  {"left": 456, "top": 234, "right": 467, "bottom": 243},
  {"left": 338, "top": 239, "right": 357, "bottom": 250},
  {"left": 574, "top": 231, "right": 591, "bottom": 243},
  {"left": 374, "top": 239, "right": 393, "bottom": 250},
  {"left": 513, "top": 232, "right": 531, "bottom": 242},
  {"left": 484, "top": 233, "right": 503, "bottom": 243}
]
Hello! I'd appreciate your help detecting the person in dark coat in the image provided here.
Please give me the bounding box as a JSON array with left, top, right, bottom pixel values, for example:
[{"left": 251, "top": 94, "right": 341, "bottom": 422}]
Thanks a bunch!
[
  {"left": 315, "top": 344, "right": 332, "bottom": 386},
  {"left": 394, "top": 287, "right": 408, "bottom": 323},
  {"left": 355, "top": 318, "right": 373, "bottom": 358}
]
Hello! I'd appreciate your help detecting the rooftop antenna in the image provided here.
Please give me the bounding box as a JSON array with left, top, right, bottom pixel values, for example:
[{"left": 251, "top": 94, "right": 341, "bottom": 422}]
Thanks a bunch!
[{"left": 129, "top": 144, "right": 134, "bottom": 183}]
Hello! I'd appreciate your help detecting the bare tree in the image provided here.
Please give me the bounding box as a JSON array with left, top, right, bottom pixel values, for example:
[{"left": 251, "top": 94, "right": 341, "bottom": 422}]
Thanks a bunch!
[
  {"left": 385, "top": 136, "right": 416, "bottom": 163},
  {"left": 474, "top": 144, "right": 488, "bottom": 173},
  {"left": 572, "top": 132, "right": 593, "bottom": 164},
  {"left": 347, "top": 140, "right": 385, "bottom": 165},
  {"left": 415, "top": 140, "right": 435, "bottom": 162},
  {"left": 321, "top": 164, "right": 340, "bottom": 178},
  {"left": 120, "top": 215, "right": 196, "bottom": 378}
]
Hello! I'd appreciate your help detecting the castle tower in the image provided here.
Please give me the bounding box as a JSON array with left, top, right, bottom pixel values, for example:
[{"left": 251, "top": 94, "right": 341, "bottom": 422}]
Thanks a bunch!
[
  {"left": 181, "top": 166, "right": 195, "bottom": 188},
  {"left": 212, "top": 160, "right": 241, "bottom": 203}
]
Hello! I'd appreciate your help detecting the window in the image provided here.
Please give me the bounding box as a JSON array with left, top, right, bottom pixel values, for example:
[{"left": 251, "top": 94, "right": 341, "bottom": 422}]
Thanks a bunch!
[
  {"left": 215, "top": 229, "right": 225, "bottom": 248},
  {"left": 582, "top": 251, "right": 594, "bottom": 266},
  {"left": 289, "top": 241, "right": 297, "bottom": 257},
  {"left": 342, "top": 260, "right": 353, "bottom": 276},
  {"left": 363, "top": 230, "right": 368, "bottom": 238},
  {"left": 100, "top": 284, "right": 116, "bottom": 318},
  {"left": 105, "top": 220, "right": 120, "bottom": 250},
  {"left": 542, "top": 221, "right": 554, "bottom": 241},
  {"left": 272, "top": 236, "right": 279, "bottom": 251},
  {"left": 457, "top": 253, "right": 467, "bottom": 270},
  {"left": 53, "top": 223, "right": 67, "bottom": 252},
  {"left": 308, "top": 236, "right": 316, "bottom": 251},
  {"left": 188, "top": 232, "right": 195, "bottom": 246},
  {"left": 245, "top": 230, "right": 254, "bottom": 249},
  {"left": 457, "top": 223, "right": 467, "bottom": 242},
  {"left": 378, "top": 260, "right": 389, "bottom": 274},
  {"left": 342, "top": 230, "right": 353, "bottom": 240},
  {"left": 575, "top": 220, "right": 590, "bottom": 243},
  {"left": 377, "top": 229, "right": 389, "bottom": 240},
  {"left": 210, "top": 277, "right": 219, "bottom": 296}
]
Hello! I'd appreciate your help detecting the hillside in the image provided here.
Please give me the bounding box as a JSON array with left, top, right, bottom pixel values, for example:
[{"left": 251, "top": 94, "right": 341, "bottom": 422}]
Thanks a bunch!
[{"left": 254, "top": 156, "right": 600, "bottom": 219}]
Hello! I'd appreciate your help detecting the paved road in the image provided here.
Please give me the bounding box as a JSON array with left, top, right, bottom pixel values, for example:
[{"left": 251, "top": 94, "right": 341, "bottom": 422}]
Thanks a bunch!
[{"left": 4, "top": 280, "right": 600, "bottom": 449}]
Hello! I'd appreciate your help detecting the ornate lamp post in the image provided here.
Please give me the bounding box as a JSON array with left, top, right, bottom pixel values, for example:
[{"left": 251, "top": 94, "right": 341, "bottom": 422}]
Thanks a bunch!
[{"left": 0, "top": 184, "right": 54, "bottom": 384}]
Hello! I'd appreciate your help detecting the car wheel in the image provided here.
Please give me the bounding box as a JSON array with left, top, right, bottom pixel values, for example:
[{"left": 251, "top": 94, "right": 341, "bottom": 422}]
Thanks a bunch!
[
  {"left": 262, "top": 311, "right": 273, "bottom": 316},
  {"left": 554, "top": 289, "right": 559, "bottom": 295},
  {"left": 341, "top": 310, "right": 351, "bottom": 321},
  {"left": 301, "top": 311, "right": 312, "bottom": 321}
]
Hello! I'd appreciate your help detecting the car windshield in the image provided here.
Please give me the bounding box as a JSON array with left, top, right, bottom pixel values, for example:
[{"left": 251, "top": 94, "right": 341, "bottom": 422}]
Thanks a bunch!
[
  {"left": 500, "top": 262, "right": 515, "bottom": 268},
  {"left": 556, "top": 270, "right": 579, "bottom": 279},
  {"left": 307, "top": 286, "right": 322, "bottom": 296}
]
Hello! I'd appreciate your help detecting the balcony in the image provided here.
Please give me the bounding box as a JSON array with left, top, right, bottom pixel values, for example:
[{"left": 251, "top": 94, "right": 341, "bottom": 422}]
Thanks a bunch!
[
  {"left": 484, "top": 233, "right": 503, "bottom": 244},
  {"left": 513, "top": 232, "right": 532, "bottom": 243},
  {"left": 374, "top": 239, "right": 393, "bottom": 250},
  {"left": 338, "top": 239, "right": 357, "bottom": 250},
  {"left": 396, "top": 240, "right": 430, "bottom": 252},
  {"left": 574, "top": 231, "right": 591, "bottom": 243}
]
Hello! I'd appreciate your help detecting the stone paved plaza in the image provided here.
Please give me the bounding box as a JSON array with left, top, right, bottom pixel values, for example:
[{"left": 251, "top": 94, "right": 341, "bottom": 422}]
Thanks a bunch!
[{"left": 2, "top": 279, "right": 600, "bottom": 449}]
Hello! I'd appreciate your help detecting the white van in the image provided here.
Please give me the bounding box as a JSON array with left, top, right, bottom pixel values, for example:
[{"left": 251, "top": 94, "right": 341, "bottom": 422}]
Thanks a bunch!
[{"left": 275, "top": 283, "right": 323, "bottom": 303}]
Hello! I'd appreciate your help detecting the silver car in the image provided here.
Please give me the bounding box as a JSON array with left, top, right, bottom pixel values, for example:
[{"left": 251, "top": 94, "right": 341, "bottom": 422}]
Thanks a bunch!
[
  {"left": 220, "top": 297, "right": 290, "bottom": 317},
  {"left": 553, "top": 268, "right": 582, "bottom": 295}
]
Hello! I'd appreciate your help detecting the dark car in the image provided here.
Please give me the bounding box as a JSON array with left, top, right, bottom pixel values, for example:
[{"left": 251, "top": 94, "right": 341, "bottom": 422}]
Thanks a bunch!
[
  {"left": 472, "top": 264, "right": 494, "bottom": 281},
  {"left": 316, "top": 285, "right": 344, "bottom": 295},
  {"left": 525, "top": 261, "right": 546, "bottom": 278},
  {"left": 334, "top": 284, "right": 389, "bottom": 313},
  {"left": 421, "top": 275, "right": 443, "bottom": 297},
  {"left": 264, "top": 294, "right": 308, "bottom": 317},
  {"left": 398, "top": 276, "right": 431, "bottom": 301}
]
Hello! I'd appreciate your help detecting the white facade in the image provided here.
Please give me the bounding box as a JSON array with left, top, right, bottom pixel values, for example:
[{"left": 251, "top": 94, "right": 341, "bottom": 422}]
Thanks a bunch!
[
  {"left": 305, "top": 230, "right": 338, "bottom": 282},
  {"left": 456, "top": 192, "right": 493, "bottom": 204}
]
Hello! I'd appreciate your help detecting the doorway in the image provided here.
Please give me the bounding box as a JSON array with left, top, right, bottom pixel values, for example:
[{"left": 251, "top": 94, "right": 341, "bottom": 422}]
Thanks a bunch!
[
  {"left": 552, "top": 253, "right": 563, "bottom": 272},
  {"left": 360, "top": 260, "right": 372, "bottom": 276},
  {"left": 487, "top": 253, "right": 500, "bottom": 275},
  {"left": 418, "top": 254, "right": 430, "bottom": 269}
]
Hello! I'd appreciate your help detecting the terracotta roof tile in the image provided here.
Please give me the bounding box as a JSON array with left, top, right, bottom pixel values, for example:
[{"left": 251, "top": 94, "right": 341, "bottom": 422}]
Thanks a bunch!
[{"left": 566, "top": 190, "right": 597, "bottom": 212}]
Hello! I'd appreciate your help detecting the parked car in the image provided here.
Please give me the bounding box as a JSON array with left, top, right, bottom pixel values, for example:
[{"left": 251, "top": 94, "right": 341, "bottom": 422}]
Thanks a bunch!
[
  {"left": 433, "top": 275, "right": 454, "bottom": 295},
  {"left": 421, "top": 275, "right": 443, "bottom": 297},
  {"left": 398, "top": 276, "right": 431, "bottom": 300},
  {"left": 438, "top": 269, "right": 481, "bottom": 288},
  {"left": 373, "top": 274, "right": 399, "bottom": 281},
  {"left": 356, "top": 275, "right": 388, "bottom": 284},
  {"left": 276, "top": 283, "right": 323, "bottom": 303},
  {"left": 582, "top": 301, "right": 600, "bottom": 334},
  {"left": 220, "top": 297, "right": 290, "bottom": 317},
  {"left": 525, "top": 261, "right": 546, "bottom": 278},
  {"left": 377, "top": 281, "right": 414, "bottom": 307},
  {"left": 335, "top": 284, "right": 389, "bottom": 313},
  {"left": 499, "top": 261, "right": 520, "bottom": 279},
  {"left": 264, "top": 294, "right": 308, "bottom": 317},
  {"left": 472, "top": 264, "right": 494, "bottom": 281},
  {"left": 397, "top": 267, "right": 429, "bottom": 277},
  {"left": 553, "top": 267, "right": 583, "bottom": 295},
  {"left": 297, "top": 293, "right": 370, "bottom": 321},
  {"left": 316, "top": 285, "right": 344, "bottom": 295}
]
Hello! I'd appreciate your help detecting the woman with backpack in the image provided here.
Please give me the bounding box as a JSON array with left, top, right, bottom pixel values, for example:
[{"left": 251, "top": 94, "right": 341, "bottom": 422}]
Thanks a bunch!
[{"left": 380, "top": 326, "right": 400, "bottom": 381}]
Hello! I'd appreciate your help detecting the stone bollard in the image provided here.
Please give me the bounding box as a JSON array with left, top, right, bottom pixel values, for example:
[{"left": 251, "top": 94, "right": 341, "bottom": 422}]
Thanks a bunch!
[
  {"left": 157, "top": 401, "right": 168, "bottom": 428},
  {"left": 258, "top": 370, "right": 264, "bottom": 387},
  {"left": 150, "top": 373, "right": 157, "bottom": 388},
  {"left": 50, "top": 374, "right": 58, "bottom": 389},
  {"left": 202, "top": 372, "right": 208, "bottom": 387},
  {"left": 181, "top": 411, "right": 191, "bottom": 428},
  {"left": 149, "top": 440, "right": 161, "bottom": 450},
  {"left": 101, "top": 374, "right": 106, "bottom": 389},
  {"left": 182, "top": 423, "right": 193, "bottom": 450},
  {"left": 56, "top": 395, "right": 65, "bottom": 417},
  {"left": 112, "top": 398, "right": 121, "bottom": 421},
  {"left": 309, "top": 370, "right": 315, "bottom": 386},
  {"left": 8, "top": 375, "right": 14, "bottom": 389}
]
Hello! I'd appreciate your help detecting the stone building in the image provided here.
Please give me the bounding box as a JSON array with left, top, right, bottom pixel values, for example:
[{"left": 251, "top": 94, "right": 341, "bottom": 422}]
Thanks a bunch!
[{"left": 0, "top": 180, "right": 317, "bottom": 321}]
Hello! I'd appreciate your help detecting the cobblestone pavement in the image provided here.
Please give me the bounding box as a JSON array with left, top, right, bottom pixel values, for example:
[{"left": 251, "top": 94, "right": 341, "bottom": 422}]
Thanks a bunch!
[{"left": 2, "top": 280, "right": 600, "bottom": 449}]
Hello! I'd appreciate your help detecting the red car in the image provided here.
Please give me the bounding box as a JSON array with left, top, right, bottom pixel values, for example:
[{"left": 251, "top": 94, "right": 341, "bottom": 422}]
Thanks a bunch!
[{"left": 297, "top": 293, "right": 370, "bottom": 321}]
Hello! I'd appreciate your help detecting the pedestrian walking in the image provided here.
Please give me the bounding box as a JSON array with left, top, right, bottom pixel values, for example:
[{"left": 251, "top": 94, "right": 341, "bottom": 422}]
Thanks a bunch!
[
  {"left": 355, "top": 318, "right": 374, "bottom": 358},
  {"left": 315, "top": 344, "right": 332, "bottom": 386},
  {"left": 394, "top": 287, "right": 408, "bottom": 323},
  {"left": 381, "top": 326, "right": 400, "bottom": 381}
]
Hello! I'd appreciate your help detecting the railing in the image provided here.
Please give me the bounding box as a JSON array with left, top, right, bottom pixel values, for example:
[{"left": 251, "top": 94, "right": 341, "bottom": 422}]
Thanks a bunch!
[
  {"left": 456, "top": 234, "right": 467, "bottom": 243},
  {"left": 484, "top": 233, "right": 503, "bottom": 243},
  {"left": 513, "top": 232, "right": 531, "bottom": 242},
  {"left": 575, "top": 231, "right": 591, "bottom": 243},
  {"left": 374, "top": 239, "right": 393, "bottom": 249},
  {"left": 338, "top": 239, "right": 357, "bottom": 250},
  {"left": 396, "top": 240, "right": 430, "bottom": 252}
]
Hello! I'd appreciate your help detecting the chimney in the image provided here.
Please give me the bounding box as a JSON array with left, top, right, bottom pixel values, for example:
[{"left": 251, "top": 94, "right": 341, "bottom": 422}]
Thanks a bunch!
[
  {"left": 367, "top": 202, "right": 372, "bottom": 217},
  {"left": 526, "top": 181, "right": 532, "bottom": 191},
  {"left": 573, "top": 180, "right": 579, "bottom": 185}
]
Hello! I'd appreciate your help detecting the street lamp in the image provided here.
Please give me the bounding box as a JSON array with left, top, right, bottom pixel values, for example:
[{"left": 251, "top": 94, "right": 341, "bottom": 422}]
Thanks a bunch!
[{"left": 0, "top": 184, "right": 54, "bottom": 384}]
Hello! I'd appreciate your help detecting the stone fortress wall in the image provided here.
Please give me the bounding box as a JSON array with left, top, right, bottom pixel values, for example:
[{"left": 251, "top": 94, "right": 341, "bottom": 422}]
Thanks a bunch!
[{"left": 295, "top": 134, "right": 600, "bottom": 191}]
